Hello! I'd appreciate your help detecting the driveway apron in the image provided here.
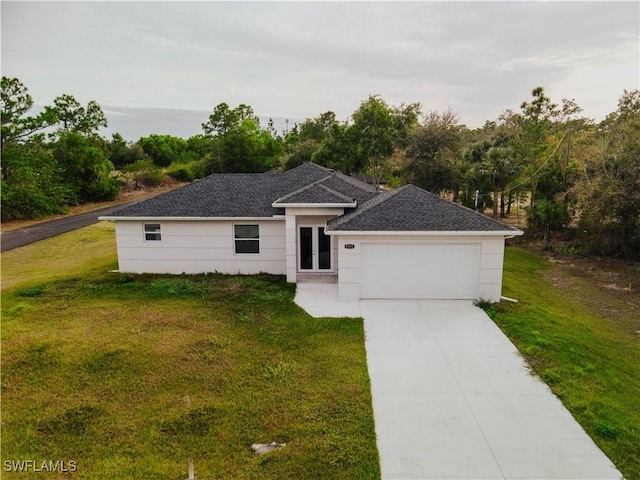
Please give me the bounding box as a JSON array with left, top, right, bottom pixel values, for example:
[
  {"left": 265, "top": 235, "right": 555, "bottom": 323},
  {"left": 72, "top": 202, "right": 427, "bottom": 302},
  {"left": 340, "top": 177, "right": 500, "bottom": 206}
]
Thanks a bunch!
[{"left": 294, "top": 284, "right": 621, "bottom": 480}]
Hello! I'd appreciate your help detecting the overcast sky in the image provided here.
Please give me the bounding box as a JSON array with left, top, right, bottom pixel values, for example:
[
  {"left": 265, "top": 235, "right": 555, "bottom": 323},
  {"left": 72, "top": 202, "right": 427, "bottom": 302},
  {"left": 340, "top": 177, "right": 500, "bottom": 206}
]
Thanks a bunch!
[{"left": 2, "top": 1, "right": 639, "bottom": 140}]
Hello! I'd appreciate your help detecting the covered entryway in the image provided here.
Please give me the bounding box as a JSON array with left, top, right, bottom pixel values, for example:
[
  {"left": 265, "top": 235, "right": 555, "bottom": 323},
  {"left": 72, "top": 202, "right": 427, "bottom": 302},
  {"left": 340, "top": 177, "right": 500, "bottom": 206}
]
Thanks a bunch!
[{"left": 359, "top": 243, "right": 481, "bottom": 299}]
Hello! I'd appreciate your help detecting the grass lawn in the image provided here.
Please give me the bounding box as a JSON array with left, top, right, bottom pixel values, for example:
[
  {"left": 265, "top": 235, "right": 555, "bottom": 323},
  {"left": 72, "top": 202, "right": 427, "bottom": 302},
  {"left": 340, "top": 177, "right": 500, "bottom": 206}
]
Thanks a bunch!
[
  {"left": 1, "top": 223, "right": 380, "bottom": 479},
  {"left": 487, "top": 246, "right": 640, "bottom": 480}
]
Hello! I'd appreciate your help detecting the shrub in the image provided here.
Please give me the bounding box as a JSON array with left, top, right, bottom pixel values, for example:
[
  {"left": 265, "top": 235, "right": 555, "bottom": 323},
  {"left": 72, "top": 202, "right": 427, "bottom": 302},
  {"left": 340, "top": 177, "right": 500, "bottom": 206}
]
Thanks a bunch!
[
  {"left": 165, "top": 163, "right": 194, "bottom": 182},
  {"left": 165, "top": 160, "right": 208, "bottom": 182},
  {"left": 1, "top": 177, "right": 69, "bottom": 220},
  {"left": 52, "top": 132, "right": 119, "bottom": 203},
  {"left": 124, "top": 159, "right": 165, "bottom": 187},
  {"left": 0, "top": 145, "right": 71, "bottom": 220},
  {"left": 189, "top": 159, "right": 208, "bottom": 179}
]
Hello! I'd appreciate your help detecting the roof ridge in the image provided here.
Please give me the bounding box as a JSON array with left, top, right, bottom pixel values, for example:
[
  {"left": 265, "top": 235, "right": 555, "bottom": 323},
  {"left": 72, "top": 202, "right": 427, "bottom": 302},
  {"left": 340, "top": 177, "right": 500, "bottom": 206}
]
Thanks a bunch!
[
  {"left": 274, "top": 174, "right": 334, "bottom": 203},
  {"left": 329, "top": 186, "right": 408, "bottom": 229},
  {"left": 332, "top": 170, "right": 378, "bottom": 193},
  {"left": 282, "top": 161, "right": 332, "bottom": 176},
  {"left": 315, "top": 180, "right": 356, "bottom": 202}
]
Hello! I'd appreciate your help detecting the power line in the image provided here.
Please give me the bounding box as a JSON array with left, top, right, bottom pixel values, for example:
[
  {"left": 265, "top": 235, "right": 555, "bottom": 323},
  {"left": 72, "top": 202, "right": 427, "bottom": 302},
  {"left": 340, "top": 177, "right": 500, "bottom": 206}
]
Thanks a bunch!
[{"left": 506, "top": 131, "right": 568, "bottom": 194}]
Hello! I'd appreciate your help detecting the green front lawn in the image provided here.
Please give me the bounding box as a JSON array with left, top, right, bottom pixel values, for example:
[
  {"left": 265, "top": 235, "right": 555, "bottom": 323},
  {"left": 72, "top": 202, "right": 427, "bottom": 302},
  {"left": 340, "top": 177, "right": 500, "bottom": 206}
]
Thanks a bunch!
[
  {"left": 4, "top": 225, "right": 638, "bottom": 479},
  {"left": 487, "top": 246, "right": 640, "bottom": 479},
  {"left": 1, "top": 224, "right": 380, "bottom": 479}
]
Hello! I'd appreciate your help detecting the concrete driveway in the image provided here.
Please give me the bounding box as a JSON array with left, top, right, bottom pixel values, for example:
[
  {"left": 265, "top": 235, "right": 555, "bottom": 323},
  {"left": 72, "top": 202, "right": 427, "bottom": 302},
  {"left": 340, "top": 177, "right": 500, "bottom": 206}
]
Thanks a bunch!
[{"left": 295, "top": 284, "right": 621, "bottom": 480}]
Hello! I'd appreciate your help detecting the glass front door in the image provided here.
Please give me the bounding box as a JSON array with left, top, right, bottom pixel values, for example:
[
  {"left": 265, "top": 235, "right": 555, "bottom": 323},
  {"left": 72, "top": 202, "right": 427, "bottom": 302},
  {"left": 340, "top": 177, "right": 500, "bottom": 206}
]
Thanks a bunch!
[{"left": 299, "top": 226, "right": 332, "bottom": 271}]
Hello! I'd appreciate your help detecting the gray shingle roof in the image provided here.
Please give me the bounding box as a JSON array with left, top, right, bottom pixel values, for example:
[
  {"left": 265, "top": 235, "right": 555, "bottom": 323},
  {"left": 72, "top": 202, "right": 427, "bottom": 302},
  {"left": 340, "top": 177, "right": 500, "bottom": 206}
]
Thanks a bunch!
[
  {"left": 274, "top": 181, "right": 356, "bottom": 205},
  {"left": 108, "top": 163, "right": 521, "bottom": 234},
  {"left": 109, "top": 162, "right": 369, "bottom": 218},
  {"left": 327, "top": 184, "right": 521, "bottom": 232},
  {"left": 320, "top": 173, "right": 378, "bottom": 201}
]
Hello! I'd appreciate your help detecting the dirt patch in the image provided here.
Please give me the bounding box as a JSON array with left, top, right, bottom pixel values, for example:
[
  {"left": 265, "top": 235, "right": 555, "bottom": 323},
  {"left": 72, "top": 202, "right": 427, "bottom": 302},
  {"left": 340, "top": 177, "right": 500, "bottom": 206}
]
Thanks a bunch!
[{"left": 539, "top": 250, "right": 640, "bottom": 338}]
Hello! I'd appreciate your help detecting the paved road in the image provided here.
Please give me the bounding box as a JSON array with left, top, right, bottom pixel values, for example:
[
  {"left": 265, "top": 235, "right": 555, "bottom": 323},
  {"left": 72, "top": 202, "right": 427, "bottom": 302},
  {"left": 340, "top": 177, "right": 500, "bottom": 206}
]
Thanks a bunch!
[{"left": 1, "top": 199, "right": 142, "bottom": 252}]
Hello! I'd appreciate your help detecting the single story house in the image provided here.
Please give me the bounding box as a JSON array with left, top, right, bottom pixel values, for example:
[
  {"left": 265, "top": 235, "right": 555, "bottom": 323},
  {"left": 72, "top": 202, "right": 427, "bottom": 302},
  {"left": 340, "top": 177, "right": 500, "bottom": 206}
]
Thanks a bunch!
[{"left": 100, "top": 162, "right": 523, "bottom": 302}]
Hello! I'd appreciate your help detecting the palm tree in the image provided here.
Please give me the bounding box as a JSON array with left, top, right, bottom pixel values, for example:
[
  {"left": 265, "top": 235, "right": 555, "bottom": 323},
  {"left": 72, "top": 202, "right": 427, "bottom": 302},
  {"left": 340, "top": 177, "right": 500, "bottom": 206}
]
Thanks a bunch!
[{"left": 480, "top": 146, "right": 516, "bottom": 219}]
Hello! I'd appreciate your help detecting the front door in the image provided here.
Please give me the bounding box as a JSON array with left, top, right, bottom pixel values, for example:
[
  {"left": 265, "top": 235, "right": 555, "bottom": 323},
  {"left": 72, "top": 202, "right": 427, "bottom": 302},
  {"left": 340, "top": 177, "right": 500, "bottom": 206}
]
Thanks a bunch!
[{"left": 299, "top": 226, "right": 332, "bottom": 271}]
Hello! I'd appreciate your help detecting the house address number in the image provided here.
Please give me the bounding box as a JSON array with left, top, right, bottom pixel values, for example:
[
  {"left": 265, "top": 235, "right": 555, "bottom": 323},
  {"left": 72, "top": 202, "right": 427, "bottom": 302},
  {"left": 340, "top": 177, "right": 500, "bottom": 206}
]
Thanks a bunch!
[{"left": 344, "top": 244, "right": 355, "bottom": 249}]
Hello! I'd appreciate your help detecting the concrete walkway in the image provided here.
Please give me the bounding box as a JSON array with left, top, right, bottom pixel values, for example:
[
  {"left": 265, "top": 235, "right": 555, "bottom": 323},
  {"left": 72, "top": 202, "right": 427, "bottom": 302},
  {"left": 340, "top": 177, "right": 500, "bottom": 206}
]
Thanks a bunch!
[{"left": 295, "top": 284, "right": 621, "bottom": 480}]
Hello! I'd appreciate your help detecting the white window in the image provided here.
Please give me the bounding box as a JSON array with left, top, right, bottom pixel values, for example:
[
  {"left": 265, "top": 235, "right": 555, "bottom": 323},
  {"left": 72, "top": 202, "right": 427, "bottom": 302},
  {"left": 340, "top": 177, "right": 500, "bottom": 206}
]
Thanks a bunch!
[
  {"left": 234, "top": 224, "right": 259, "bottom": 254},
  {"left": 144, "top": 223, "right": 161, "bottom": 241}
]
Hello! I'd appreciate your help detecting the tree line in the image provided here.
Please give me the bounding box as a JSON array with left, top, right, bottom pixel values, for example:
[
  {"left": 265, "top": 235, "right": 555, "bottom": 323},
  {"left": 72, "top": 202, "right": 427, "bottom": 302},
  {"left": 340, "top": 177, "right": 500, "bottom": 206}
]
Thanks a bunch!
[{"left": 2, "top": 76, "right": 638, "bottom": 259}]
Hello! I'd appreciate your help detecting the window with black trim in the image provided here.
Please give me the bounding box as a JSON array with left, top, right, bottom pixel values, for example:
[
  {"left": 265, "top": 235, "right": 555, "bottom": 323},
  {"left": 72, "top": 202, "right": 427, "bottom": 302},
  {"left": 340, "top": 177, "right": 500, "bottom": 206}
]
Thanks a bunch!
[
  {"left": 234, "top": 224, "right": 259, "bottom": 254},
  {"left": 144, "top": 223, "right": 162, "bottom": 241}
]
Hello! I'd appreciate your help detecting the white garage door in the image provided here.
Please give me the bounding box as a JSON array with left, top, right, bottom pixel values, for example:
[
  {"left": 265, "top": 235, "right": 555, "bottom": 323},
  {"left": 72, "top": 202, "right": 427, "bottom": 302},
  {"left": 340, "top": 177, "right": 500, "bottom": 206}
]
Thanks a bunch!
[{"left": 359, "top": 243, "right": 481, "bottom": 299}]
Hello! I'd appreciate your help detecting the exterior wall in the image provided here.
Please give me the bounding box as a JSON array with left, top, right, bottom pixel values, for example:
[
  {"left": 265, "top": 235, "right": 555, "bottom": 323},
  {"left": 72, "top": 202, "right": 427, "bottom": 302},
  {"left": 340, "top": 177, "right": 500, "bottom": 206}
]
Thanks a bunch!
[
  {"left": 115, "top": 220, "right": 286, "bottom": 274},
  {"left": 285, "top": 214, "right": 297, "bottom": 282},
  {"left": 335, "top": 235, "right": 507, "bottom": 302}
]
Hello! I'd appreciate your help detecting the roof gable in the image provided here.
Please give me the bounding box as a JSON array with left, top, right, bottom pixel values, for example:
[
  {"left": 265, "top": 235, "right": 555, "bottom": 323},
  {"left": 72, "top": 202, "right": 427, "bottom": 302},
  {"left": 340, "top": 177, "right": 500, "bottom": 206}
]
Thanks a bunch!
[
  {"left": 273, "top": 180, "right": 356, "bottom": 205},
  {"left": 328, "top": 184, "right": 521, "bottom": 233}
]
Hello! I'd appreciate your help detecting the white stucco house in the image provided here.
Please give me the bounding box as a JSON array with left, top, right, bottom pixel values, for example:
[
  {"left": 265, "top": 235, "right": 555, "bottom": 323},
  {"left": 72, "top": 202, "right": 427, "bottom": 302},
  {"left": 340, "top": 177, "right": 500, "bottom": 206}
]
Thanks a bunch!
[{"left": 100, "top": 162, "right": 523, "bottom": 302}]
